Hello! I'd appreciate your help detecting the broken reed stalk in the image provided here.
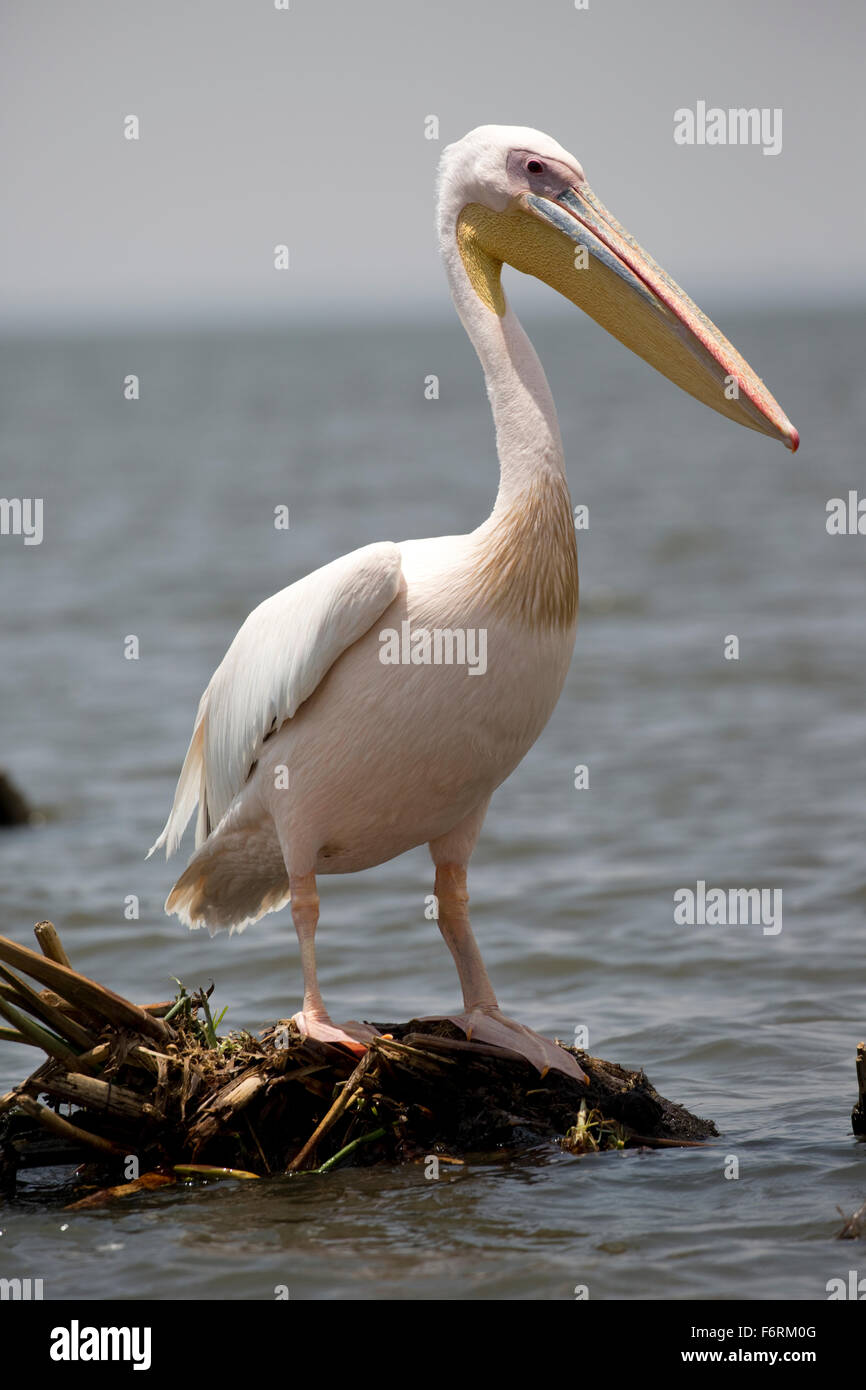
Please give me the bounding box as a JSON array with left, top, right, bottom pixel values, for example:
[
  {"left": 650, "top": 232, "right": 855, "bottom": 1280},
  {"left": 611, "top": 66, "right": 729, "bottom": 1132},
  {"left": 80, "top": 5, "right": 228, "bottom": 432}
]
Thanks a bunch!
[
  {"left": 14, "top": 1094, "right": 126, "bottom": 1158},
  {"left": 0, "top": 933, "right": 171, "bottom": 1044},
  {"left": 0, "top": 993, "right": 86, "bottom": 1073},
  {"left": 0, "top": 964, "right": 96, "bottom": 1050},
  {"left": 33, "top": 920, "right": 71, "bottom": 968},
  {"left": 32, "top": 1072, "right": 156, "bottom": 1122},
  {"left": 287, "top": 1047, "right": 376, "bottom": 1172},
  {"left": 0, "top": 919, "right": 720, "bottom": 1203}
]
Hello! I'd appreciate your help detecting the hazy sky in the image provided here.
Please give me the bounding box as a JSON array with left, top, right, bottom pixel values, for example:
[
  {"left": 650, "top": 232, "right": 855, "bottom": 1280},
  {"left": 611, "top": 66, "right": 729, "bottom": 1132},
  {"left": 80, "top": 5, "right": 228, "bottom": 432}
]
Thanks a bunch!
[{"left": 2, "top": 0, "right": 863, "bottom": 326}]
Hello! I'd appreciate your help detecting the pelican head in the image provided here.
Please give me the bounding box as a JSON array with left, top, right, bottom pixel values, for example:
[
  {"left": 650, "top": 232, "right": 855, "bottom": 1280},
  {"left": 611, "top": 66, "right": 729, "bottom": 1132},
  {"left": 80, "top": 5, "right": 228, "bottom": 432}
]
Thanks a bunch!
[{"left": 439, "top": 125, "right": 798, "bottom": 450}]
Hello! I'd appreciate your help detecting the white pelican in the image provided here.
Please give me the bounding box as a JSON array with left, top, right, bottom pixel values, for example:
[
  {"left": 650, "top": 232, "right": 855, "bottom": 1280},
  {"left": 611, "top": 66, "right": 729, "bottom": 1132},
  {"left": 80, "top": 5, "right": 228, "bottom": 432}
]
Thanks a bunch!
[{"left": 150, "top": 126, "right": 797, "bottom": 1080}]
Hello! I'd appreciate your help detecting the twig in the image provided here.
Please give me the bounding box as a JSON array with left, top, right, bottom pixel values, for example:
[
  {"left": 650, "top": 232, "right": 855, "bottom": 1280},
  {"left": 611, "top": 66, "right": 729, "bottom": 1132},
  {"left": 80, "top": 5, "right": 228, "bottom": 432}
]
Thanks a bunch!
[
  {"left": 287, "top": 1047, "right": 376, "bottom": 1173},
  {"left": 246, "top": 1114, "right": 271, "bottom": 1175}
]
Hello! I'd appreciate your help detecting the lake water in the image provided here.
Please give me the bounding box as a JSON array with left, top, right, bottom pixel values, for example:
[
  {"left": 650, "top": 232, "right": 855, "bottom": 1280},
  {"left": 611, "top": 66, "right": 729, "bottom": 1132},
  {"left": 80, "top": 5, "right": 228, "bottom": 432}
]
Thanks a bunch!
[{"left": 1, "top": 306, "right": 864, "bottom": 1300}]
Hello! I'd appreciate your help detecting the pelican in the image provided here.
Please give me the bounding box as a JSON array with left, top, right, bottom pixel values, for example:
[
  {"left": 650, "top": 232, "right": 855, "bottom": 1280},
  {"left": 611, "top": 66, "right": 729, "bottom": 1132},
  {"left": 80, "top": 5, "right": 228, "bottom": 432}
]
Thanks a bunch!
[{"left": 150, "top": 125, "right": 797, "bottom": 1080}]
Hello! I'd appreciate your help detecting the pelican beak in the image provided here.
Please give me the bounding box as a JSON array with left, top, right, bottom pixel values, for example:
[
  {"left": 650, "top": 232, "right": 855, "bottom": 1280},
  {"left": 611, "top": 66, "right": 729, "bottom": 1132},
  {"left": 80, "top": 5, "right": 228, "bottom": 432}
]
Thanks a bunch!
[{"left": 457, "top": 185, "right": 799, "bottom": 450}]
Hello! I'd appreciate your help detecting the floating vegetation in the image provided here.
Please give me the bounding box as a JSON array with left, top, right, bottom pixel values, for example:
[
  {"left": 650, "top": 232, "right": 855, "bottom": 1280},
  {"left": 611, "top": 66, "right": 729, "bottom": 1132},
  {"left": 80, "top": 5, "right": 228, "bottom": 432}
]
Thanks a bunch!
[
  {"left": 561, "top": 1099, "right": 628, "bottom": 1154},
  {"left": 0, "top": 921, "right": 717, "bottom": 1205}
]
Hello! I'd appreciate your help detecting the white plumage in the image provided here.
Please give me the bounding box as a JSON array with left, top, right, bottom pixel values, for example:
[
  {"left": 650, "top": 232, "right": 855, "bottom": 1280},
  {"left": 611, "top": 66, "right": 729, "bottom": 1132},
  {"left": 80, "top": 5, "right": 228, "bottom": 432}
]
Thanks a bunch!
[{"left": 149, "top": 541, "right": 402, "bottom": 858}]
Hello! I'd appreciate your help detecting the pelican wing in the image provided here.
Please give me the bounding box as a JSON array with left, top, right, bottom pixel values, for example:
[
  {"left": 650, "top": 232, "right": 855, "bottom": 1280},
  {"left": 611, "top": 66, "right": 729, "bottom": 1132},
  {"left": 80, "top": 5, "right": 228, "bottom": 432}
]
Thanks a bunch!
[{"left": 149, "top": 541, "right": 403, "bottom": 858}]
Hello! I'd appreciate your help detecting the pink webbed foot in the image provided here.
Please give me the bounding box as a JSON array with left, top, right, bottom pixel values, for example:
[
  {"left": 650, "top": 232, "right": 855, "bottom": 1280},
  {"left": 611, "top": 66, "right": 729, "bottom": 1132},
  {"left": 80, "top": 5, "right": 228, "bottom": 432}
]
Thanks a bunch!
[
  {"left": 447, "top": 1007, "right": 588, "bottom": 1083},
  {"left": 291, "top": 1011, "right": 379, "bottom": 1057}
]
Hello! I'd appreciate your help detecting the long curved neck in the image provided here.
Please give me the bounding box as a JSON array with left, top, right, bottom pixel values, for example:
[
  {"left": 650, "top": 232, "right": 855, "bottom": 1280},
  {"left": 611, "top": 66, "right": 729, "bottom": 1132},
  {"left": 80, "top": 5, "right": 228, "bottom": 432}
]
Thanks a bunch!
[
  {"left": 440, "top": 226, "right": 567, "bottom": 516},
  {"left": 439, "top": 214, "right": 577, "bottom": 631}
]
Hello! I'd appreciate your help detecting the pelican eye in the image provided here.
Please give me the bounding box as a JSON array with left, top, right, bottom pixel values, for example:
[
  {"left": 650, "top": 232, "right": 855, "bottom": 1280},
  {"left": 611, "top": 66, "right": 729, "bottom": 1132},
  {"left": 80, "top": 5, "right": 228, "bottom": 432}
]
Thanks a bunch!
[{"left": 527, "top": 159, "right": 545, "bottom": 174}]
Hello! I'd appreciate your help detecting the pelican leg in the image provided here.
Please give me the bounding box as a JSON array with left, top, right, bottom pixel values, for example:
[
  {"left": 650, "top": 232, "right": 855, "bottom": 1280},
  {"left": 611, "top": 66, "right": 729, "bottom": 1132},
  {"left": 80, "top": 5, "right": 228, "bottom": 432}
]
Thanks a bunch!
[
  {"left": 289, "top": 872, "right": 378, "bottom": 1055},
  {"left": 433, "top": 863, "right": 498, "bottom": 1011},
  {"left": 430, "top": 858, "right": 587, "bottom": 1084}
]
